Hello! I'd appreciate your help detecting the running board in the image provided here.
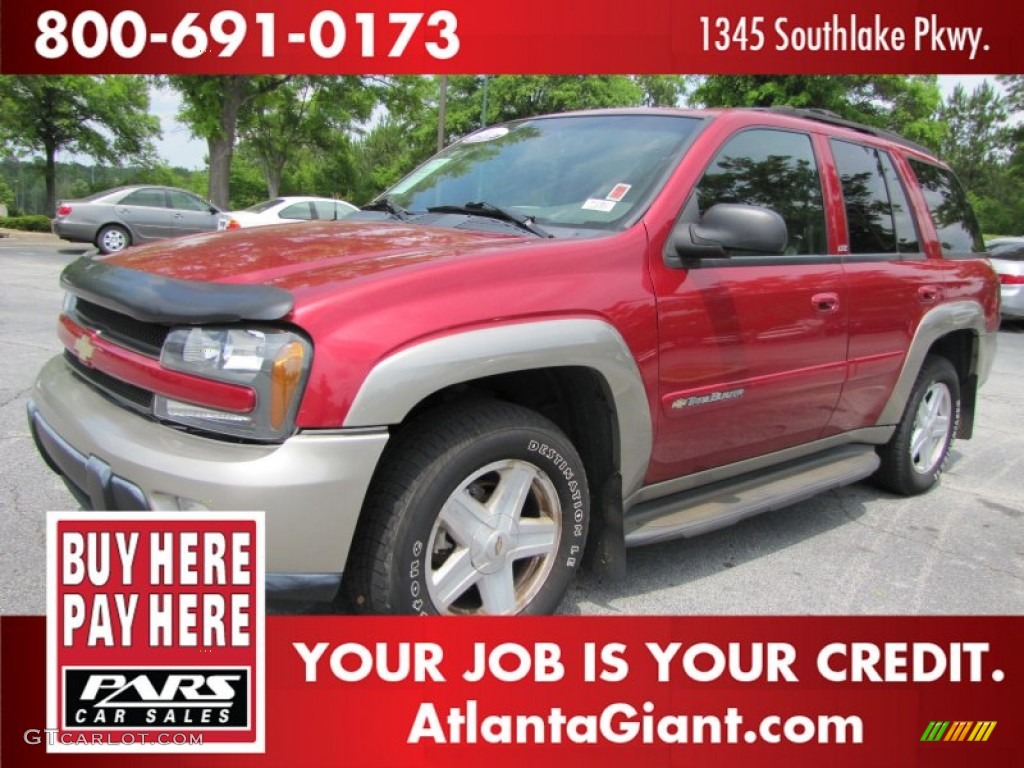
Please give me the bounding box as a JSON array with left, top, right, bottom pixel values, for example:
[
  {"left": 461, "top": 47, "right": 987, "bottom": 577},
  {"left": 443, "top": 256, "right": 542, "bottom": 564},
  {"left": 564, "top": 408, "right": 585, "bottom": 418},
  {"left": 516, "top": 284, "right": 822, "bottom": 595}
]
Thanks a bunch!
[{"left": 623, "top": 445, "right": 880, "bottom": 547}]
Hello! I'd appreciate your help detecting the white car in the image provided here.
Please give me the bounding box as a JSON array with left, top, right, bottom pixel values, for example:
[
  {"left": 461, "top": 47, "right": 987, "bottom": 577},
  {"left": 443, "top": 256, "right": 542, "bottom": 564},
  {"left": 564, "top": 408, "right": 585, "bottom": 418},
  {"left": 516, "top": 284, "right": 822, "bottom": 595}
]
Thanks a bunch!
[{"left": 226, "top": 197, "right": 358, "bottom": 229}]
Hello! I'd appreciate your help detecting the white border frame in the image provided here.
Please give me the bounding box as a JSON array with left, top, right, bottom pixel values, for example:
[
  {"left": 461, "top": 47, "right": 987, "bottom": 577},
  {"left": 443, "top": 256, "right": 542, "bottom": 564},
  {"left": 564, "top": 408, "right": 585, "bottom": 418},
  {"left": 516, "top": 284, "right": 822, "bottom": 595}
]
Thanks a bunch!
[{"left": 46, "top": 511, "right": 266, "bottom": 754}]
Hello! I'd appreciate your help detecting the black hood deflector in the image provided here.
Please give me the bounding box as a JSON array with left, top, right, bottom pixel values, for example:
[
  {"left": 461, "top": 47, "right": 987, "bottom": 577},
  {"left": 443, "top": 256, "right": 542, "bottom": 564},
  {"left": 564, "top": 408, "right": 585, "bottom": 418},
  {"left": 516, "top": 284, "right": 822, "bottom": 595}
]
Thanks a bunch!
[{"left": 60, "top": 257, "right": 294, "bottom": 324}]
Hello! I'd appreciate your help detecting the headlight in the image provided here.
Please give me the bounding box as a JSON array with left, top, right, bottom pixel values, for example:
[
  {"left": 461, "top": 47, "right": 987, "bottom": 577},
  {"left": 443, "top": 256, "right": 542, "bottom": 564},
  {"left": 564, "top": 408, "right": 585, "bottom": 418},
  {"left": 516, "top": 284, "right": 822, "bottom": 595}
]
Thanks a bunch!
[{"left": 155, "top": 327, "right": 312, "bottom": 441}]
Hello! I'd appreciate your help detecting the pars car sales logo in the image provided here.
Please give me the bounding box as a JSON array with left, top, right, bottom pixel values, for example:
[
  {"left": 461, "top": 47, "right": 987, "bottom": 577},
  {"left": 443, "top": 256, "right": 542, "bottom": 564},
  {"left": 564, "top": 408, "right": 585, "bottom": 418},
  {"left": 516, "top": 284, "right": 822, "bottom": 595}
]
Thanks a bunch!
[{"left": 46, "top": 512, "right": 265, "bottom": 753}]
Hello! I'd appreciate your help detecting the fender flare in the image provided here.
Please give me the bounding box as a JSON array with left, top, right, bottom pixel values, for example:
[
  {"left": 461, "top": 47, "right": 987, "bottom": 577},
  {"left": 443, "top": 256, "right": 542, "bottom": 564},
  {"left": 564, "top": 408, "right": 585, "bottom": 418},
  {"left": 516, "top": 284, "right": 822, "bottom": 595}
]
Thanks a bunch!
[
  {"left": 343, "top": 318, "right": 653, "bottom": 495},
  {"left": 875, "top": 300, "right": 995, "bottom": 426}
]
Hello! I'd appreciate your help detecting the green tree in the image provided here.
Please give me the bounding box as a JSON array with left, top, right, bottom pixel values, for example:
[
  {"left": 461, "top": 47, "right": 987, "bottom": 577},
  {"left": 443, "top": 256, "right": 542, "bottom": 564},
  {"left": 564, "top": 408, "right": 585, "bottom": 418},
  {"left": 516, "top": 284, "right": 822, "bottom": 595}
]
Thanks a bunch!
[
  {"left": 349, "top": 77, "right": 441, "bottom": 200},
  {"left": 443, "top": 75, "right": 647, "bottom": 139},
  {"left": 238, "top": 76, "right": 377, "bottom": 199},
  {"left": 938, "top": 81, "right": 1010, "bottom": 193},
  {"left": 0, "top": 176, "right": 13, "bottom": 209},
  {"left": 997, "top": 75, "right": 1024, "bottom": 111},
  {"left": 691, "top": 76, "right": 944, "bottom": 149},
  {"left": 0, "top": 75, "right": 159, "bottom": 215},
  {"left": 164, "top": 76, "right": 293, "bottom": 208},
  {"left": 351, "top": 116, "right": 433, "bottom": 201},
  {"left": 996, "top": 75, "right": 1024, "bottom": 193},
  {"left": 634, "top": 75, "right": 689, "bottom": 107}
]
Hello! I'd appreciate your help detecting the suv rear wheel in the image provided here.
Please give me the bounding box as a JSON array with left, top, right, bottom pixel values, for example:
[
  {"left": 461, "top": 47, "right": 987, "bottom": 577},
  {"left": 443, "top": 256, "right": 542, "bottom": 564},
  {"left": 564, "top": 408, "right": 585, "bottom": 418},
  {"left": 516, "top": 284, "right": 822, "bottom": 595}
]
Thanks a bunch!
[
  {"left": 344, "top": 401, "right": 589, "bottom": 615},
  {"left": 874, "top": 355, "right": 960, "bottom": 495}
]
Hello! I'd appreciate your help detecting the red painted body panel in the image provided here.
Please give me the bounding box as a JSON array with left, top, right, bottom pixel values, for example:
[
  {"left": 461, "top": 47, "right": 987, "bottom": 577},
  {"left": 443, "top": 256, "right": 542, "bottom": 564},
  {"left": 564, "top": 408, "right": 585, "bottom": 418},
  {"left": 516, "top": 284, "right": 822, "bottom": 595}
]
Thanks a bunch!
[{"left": 648, "top": 262, "right": 848, "bottom": 480}]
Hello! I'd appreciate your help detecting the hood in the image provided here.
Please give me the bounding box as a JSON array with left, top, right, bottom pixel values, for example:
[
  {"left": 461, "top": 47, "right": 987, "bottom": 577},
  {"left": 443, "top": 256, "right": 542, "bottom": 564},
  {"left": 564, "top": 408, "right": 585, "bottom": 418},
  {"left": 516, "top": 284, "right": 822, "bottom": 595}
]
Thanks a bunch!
[{"left": 107, "top": 220, "right": 532, "bottom": 293}]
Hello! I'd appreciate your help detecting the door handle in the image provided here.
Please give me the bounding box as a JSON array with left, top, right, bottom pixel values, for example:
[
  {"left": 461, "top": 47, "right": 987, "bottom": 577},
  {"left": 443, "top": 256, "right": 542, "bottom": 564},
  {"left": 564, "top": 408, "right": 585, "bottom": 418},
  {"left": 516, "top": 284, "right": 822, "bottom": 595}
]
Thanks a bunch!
[
  {"left": 812, "top": 292, "right": 840, "bottom": 313},
  {"left": 173, "top": 212, "right": 184, "bottom": 219},
  {"left": 918, "top": 285, "right": 944, "bottom": 304}
]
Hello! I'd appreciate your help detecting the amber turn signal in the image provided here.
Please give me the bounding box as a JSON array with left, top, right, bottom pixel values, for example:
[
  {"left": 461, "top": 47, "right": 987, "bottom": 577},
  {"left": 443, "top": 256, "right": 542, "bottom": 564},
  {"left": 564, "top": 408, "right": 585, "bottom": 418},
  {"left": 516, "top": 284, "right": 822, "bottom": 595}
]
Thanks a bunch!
[{"left": 269, "top": 341, "right": 305, "bottom": 431}]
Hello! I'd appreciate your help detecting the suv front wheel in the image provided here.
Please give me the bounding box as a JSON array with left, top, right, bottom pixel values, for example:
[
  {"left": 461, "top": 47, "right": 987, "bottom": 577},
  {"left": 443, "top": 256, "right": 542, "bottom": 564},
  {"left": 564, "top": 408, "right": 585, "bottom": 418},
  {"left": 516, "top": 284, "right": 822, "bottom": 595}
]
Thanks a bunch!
[{"left": 344, "top": 401, "right": 590, "bottom": 615}]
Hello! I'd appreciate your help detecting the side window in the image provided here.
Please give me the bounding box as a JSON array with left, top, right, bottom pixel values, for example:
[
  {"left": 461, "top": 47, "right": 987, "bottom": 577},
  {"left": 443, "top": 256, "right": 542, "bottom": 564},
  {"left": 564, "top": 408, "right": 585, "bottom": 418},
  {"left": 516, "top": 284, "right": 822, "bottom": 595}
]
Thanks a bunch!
[
  {"left": 989, "top": 241, "right": 1024, "bottom": 262},
  {"left": 878, "top": 153, "right": 920, "bottom": 253},
  {"left": 693, "top": 129, "right": 827, "bottom": 255},
  {"left": 907, "top": 159, "right": 984, "bottom": 255},
  {"left": 119, "top": 188, "right": 166, "bottom": 208},
  {"left": 311, "top": 201, "right": 338, "bottom": 220},
  {"left": 279, "top": 202, "right": 313, "bottom": 221},
  {"left": 830, "top": 140, "right": 900, "bottom": 255},
  {"left": 166, "top": 190, "right": 210, "bottom": 212}
]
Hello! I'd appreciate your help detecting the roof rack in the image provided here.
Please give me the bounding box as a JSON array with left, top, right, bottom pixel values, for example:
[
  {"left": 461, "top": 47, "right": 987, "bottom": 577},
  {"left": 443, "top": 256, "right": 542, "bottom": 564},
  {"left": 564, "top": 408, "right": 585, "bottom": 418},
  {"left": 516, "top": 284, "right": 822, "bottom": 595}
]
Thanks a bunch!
[{"left": 756, "top": 106, "right": 934, "bottom": 157}]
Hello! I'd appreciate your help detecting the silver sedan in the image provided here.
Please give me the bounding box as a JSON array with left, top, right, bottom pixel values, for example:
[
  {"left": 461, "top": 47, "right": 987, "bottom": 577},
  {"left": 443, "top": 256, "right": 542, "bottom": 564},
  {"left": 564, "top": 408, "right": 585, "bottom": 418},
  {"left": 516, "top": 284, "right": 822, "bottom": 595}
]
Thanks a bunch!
[
  {"left": 52, "top": 185, "right": 230, "bottom": 254},
  {"left": 987, "top": 238, "right": 1024, "bottom": 321}
]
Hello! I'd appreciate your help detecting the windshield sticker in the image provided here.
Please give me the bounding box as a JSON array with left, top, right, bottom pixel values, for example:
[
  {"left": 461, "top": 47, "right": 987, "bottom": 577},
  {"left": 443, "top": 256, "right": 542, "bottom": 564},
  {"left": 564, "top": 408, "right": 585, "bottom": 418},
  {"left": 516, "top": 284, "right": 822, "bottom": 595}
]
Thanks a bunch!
[
  {"left": 461, "top": 126, "right": 510, "bottom": 144},
  {"left": 606, "top": 183, "right": 632, "bottom": 202},
  {"left": 582, "top": 198, "right": 617, "bottom": 212},
  {"left": 389, "top": 158, "right": 453, "bottom": 195}
]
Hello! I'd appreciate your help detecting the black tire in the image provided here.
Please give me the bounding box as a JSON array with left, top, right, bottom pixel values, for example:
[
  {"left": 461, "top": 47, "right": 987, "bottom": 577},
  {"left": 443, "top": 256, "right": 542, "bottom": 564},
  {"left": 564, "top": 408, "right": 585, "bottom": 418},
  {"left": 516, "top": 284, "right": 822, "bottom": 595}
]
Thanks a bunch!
[
  {"left": 874, "top": 355, "right": 960, "bottom": 496},
  {"left": 96, "top": 224, "right": 131, "bottom": 254},
  {"left": 344, "top": 400, "right": 589, "bottom": 615}
]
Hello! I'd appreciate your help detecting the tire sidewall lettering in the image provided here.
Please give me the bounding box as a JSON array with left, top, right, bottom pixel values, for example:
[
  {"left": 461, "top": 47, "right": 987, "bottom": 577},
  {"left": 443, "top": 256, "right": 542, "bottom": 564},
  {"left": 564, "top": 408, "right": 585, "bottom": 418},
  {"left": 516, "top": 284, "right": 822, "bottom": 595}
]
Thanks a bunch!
[{"left": 397, "top": 432, "right": 589, "bottom": 615}]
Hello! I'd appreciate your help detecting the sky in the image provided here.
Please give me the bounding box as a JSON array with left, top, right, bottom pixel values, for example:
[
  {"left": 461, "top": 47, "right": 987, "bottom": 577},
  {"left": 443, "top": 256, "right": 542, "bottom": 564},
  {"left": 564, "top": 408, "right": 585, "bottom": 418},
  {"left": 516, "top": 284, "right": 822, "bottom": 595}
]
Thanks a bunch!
[{"left": 149, "top": 75, "right": 1003, "bottom": 169}]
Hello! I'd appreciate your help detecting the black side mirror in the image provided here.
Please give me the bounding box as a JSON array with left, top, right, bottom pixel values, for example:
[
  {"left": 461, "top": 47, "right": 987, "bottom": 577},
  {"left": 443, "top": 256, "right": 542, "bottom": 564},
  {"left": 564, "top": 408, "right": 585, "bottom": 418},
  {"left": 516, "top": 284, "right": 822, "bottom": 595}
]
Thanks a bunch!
[{"left": 670, "top": 203, "right": 788, "bottom": 264}]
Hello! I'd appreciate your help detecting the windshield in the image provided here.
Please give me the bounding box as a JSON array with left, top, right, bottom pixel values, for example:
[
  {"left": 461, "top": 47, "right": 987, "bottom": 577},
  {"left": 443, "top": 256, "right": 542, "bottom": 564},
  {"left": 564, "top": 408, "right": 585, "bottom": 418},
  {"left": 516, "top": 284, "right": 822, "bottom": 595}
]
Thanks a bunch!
[{"left": 383, "top": 114, "right": 702, "bottom": 231}]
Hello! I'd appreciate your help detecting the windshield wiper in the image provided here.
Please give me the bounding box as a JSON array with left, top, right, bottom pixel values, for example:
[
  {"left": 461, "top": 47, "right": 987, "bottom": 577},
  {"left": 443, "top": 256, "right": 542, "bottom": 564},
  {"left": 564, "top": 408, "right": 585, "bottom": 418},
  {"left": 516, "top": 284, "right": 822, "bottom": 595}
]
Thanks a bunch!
[
  {"left": 361, "top": 197, "right": 411, "bottom": 220},
  {"left": 426, "top": 201, "right": 553, "bottom": 238}
]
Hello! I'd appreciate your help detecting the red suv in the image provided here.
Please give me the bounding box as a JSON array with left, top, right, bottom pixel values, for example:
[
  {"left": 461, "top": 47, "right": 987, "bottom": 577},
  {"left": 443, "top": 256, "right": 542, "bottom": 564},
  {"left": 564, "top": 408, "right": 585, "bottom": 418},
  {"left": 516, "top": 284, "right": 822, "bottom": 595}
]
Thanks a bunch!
[{"left": 28, "top": 107, "right": 999, "bottom": 615}]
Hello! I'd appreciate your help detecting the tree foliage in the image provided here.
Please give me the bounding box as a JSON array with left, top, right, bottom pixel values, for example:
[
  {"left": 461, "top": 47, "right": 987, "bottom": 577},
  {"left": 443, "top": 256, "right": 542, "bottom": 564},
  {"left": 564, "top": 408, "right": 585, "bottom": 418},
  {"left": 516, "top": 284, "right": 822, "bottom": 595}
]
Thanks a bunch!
[
  {"left": 0, "top": 75, "right": 159, "bottom": 215},
  {"left": 342, "top": 77, "right": 440, "bottom": 202},
  {"left": 946, "top": 77, "right": 1024, "bottom": 235},
  {"left": 1, "top": 75, "right": 1020, "bottom": 236},
  {"left": 938, "top": 82, "right": 1010, "bottom": 192},
  {"left": 0, "top": 176, "right": 13, "bottom": 209},
  {"left": 440, "top": 75, "right": 673, "bottom": 140},
  {"left": 692, "top": 75, "right": 944, "bottom": 149},
  {"left": 164, "top": 75, "right": 293, "bottom": 208},
  {"left": 238, "top": 76, "right": 377, "bottom": 198}
]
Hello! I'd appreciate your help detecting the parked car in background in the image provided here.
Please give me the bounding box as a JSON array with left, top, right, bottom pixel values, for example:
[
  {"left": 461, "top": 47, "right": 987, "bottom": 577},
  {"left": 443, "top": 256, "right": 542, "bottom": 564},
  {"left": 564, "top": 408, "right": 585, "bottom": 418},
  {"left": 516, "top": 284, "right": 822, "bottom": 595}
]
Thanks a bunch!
[
  {"left": 52, "top": 185, "right": 229, "bottom": 255},
  {"left": 986, "top": 237, "right": 1024, "bottom": 321},
  {"left": 225, "top": 197, "right": 358, "bottom": 229}
]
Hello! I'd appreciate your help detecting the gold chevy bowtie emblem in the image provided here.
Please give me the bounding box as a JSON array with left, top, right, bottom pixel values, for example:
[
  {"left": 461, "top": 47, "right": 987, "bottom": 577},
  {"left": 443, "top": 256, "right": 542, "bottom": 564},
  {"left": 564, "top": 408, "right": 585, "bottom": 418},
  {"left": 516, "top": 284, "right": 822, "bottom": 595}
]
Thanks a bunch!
[{"left": 74, "top": 335, "right": 96, "bottom": 365}]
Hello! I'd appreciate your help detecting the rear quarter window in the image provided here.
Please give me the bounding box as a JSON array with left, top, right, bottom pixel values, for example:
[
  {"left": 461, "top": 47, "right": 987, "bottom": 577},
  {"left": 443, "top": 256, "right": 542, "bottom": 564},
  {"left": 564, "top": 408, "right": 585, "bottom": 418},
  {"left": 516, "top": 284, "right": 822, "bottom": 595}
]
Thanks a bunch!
[{"left": 907, "top": 159, "right": 984, "bottom": 256}]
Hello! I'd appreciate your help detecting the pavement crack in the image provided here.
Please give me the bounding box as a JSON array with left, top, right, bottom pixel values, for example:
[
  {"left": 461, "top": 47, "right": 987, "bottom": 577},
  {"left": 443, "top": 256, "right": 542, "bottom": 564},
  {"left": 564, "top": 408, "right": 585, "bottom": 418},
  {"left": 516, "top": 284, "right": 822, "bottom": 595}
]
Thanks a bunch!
[
  {"left": 0, "top": 387, "right": 32, "bottom": 410},
  {"left": 0, "top": 337, "right": 59, "bottom": 353}
]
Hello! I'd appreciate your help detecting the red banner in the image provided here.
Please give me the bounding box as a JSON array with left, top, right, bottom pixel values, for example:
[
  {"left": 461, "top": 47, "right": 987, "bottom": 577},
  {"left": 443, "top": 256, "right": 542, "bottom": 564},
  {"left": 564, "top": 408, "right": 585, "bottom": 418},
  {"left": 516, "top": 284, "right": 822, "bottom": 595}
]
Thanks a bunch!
[
  {"left": 0, "top": 0, "right": 1020, "bottom": 74},
  {"left": 3, "top": 615, "right": 1021, "bottom": 766}
]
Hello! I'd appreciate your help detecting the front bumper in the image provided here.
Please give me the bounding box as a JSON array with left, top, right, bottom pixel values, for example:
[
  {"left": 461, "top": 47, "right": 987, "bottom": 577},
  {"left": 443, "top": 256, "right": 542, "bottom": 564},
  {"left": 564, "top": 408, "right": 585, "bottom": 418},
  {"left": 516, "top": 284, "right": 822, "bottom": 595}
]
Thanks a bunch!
[{"left": 29, "top": 355, "right": 389, "bottom": 582}]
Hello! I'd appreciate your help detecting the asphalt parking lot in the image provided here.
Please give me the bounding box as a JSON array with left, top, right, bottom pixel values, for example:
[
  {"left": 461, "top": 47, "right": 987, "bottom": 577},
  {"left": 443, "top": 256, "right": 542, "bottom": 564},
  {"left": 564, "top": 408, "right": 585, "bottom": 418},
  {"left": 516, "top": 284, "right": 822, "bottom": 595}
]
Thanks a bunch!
[{"left": 1, "top": 234, "right": 1022, "bottom": 616}]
